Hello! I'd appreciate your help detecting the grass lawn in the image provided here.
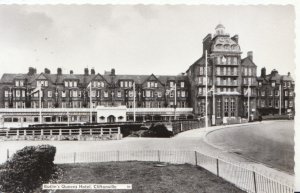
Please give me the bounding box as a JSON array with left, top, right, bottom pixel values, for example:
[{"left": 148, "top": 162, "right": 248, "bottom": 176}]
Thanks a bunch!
[
  {"left": 206, "top": 120, "right": 294, "bottom": 174},
  {"left": 56, "top": 161, "right": 245, "bottom": 193}
]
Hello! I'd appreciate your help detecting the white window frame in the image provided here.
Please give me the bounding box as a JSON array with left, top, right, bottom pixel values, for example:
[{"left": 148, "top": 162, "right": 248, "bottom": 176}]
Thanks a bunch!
[{"left": 48, "top": 91, "right": 52, "bottom": 98}]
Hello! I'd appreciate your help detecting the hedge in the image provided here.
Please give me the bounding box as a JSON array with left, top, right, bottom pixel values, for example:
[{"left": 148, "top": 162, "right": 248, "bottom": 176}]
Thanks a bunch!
[{"left": 0, "top": 145, "right": 56, "bottom": 193}]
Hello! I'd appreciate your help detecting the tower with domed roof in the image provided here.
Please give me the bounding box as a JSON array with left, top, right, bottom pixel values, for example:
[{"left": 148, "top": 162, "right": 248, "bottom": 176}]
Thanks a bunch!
[{"left": 186, "top": 24, "right": 257, "bottom": 124}]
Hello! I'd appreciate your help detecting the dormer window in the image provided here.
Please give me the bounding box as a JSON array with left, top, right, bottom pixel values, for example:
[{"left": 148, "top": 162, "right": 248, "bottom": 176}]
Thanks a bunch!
[
  {"left": 170, "top": 81, "right": 175, "bottom": 88},
  {"left": 92, "top": 81, "right": 104, "bottom": 88},
  {"left": 15, "top": 80, "right": 24, "bottom": 87},
  {"left": 37, "top": 80, "right": 48, "bottom": 87},
  {"left": 120, "top": 80, "right": 132, "bottom": 88},
  {"left": 147, "top": 81, "right": 157, "bottom": 88},
  {"left": 64, "top": 80, "right": 78, "bottom": 88}
]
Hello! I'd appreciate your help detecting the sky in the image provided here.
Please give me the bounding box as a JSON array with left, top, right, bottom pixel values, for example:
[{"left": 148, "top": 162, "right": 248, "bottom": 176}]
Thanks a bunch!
[{"left": 0, "top": 4, "right": 295, "bottom": 77}]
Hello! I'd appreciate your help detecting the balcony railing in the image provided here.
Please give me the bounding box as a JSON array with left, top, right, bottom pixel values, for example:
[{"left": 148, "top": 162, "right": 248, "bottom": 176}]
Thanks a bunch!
[
  {"left": 216, "top": 72, "right": 238, "bottom": 76},
  {"left": 216, "top": 82, "right": 238, "bottom": 86}
]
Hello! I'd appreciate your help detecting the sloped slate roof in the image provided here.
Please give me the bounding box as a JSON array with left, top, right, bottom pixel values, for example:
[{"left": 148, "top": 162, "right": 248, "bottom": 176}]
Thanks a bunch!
[
  {"left": 1, "top": 72, "right": 188, "bottom": 86},
  {"left": 241, "top": 57, "right": 256, "bottom": 67}
]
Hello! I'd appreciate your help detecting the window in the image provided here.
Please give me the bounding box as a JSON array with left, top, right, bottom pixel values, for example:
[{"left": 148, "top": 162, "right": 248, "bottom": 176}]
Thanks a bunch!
[
  {"left": 287, "top": 82, "right": 291, "bottom": 88},
  {"left": 124, "top": 81, "right": 128, "bottom": 88},
  {"left": 224, "top": 98, "right": 229, "bottom": 117},
  {"left": 230, "top": 98, "right": 235, "bottom": 117},
  {"left": 181, "top": 82, "right": 185, "bottom": 88},
  {"left": 62, "top": 91, "right": 66, "bottom": 98},
  {"left": 91, "top": 90, "right": 96, "bottom": 97},
  {"left": 128, "top": 91, "right": 133, "bottom": 97},
  {"left": 37, "top": 80, "right": 48, "bottom": 87},
  {"left": 244, "top": 68, "right": 248, "bottom": 76},
  {"left": 269, "top": 100, "right": 273, "bottom": 107},
  {"left": 120, "top": 81, "right": 124, "bottom": 87},
  {"left": 285, "top": 91, "right": 288, "bottom": 96},
  {"left": 146, "top": 90, "right": 151, "bottom": 97},
  {"left": 289, "top": 91, "right": 293, "bottom": 97},
  {"left": 198, "top": 87, "right": 203, "bottom": 95},
  {"left": 261, "top": 100, "right": 265, "bottom": 107},
  {"left": 64, "top": 81, "right": 69, "bottom": 87},
  {"left": 199, "top": 67, "right": 204, "bottom": 75},
  {"left": 117, "top": 91, "right": 121, "bottom": 97},
  {"left": 48, "top": 91, "right": 52, "bottom": 98},
  {"left": 285, "top": 100, "right": 288, "bottom": 108},
  {"left": 269, "top": 90, "right": 273, "bottom": 96},
  {"left": 16, "top": 90, "right": 20, "bottom": 97},
  {"left": 217, "top": 99, "right": 221, "bottom": 117},
  {"left": 4, "top": 90, "right": 9, "bottom": 98},
  {"left": 258, "top": 81, "right": 262, "bottom": 87},
  {"left": 73, "top": 90, "right": 78, "bottom": 97},
  {"left": 74, "top": 81, "right": 77, "bottom": 87},
  {"left": 15, "top": 81, "right": 19, "bottom": 87},
  {"left": 170, "top": 81, "right": 174, "bottom": 88},
  {"left": 157, "top": 92, "right": 162, "bottom": 97},
  {"left": 275, "top": 90, "right": 279, "bottom": 96},
  {"left": 275, "top": 100, "right": 279, "bottom": 108},
  {"left": 104, "top": 91, "right": 108, "bottom": 98},
  {"left": 233, "top": 57, "right": 237, "bottom": 65},
  {"left": 271, "top": 82, "right": 275, "bottom": 87},
  {"left": 289, "top": 100, "right": 293, "bottom": 107},
  {"left": 181, "top": 91, "right": 186, "bottom": 97}
]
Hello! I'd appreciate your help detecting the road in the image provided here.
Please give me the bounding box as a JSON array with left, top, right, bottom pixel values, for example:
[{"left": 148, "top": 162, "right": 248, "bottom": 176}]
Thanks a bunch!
[{"left": 206, "top": 120, "right": 294, "bottom": 174}]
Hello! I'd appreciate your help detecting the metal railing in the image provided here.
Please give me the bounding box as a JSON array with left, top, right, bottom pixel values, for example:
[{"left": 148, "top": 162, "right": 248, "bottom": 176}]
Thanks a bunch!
[{"left": 52, "top": 150, "right": 294, "bottom": 193}]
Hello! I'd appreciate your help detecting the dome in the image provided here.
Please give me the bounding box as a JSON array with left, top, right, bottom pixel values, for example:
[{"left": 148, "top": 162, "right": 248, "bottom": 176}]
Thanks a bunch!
[
  {"left": 215, "top": 23, "right": 225, "bottom": 30},
  {"left": 215, "top": 23, "right": 226, "bottom": 35}
]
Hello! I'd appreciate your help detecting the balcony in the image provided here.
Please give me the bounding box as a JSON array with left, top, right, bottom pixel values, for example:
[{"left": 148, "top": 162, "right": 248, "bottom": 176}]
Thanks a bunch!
[
  {"left": 126, "top": 108, "right": 193, "bottom": 115},
  {"left": 216, "top": 72, "right": 238, "bottom": 76},
  {"left": 216, "top": 82, "right": 238, "bottom": 86}
]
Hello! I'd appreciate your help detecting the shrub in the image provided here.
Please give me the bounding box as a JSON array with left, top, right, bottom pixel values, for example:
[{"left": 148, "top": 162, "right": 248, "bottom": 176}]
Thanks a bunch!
[
  {"left": 142, "top": 123, "right": 172, "bottom": 138},
  {"left": 0, "top": 145, "right": 56, "bottom": 193}
]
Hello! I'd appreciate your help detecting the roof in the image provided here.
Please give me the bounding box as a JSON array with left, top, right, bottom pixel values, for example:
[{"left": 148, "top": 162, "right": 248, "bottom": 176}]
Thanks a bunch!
[
  {"left": 0, "top": 72, "right": 188, "bottom": 86},
  {"left": 241, "top": 57, "right": 256, "bottom": 67},
  {"left": 215, "top": 23, "right": 225, "bottom": 29}
]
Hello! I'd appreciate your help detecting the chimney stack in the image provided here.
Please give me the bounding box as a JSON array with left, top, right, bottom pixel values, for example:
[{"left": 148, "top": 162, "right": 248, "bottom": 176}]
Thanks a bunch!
[
  {"left": 57, "top": 68, "right": 62, "bottom": 75},
  {"left": 91, "top": 68, "right": 95, "bottom": 75},
  {"left": 288, "top": 72, "right": 291, "bottom": 76},
  {"left": 111, "top": 68, "right": 115, "bottom": 76},
  {"left": 84, "top": 68, "right": 89, "bottom": 75},
  {"left": 44, "top": 68, "right": 51, "bottom": 74},
  {"left": 70, "top": 70, "right": 73, "bottom": 75},
  {"left": 261, "top": 67, "right": 266, "bottom": 78},
  {"left": 247, "top": 51, "right": 253, "bottom": 61},
  {"left": 28, "top": 67, "right": 36, "bottom": 75}
]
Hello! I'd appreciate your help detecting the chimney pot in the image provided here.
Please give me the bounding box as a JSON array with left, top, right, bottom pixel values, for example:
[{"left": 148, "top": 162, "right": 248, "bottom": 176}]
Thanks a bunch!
[
  {"left": 70, "top": 70, "right": 73, "bottom": 74},
  {"left": 91, "top": 68, "right": 95, "bottom": 75}
]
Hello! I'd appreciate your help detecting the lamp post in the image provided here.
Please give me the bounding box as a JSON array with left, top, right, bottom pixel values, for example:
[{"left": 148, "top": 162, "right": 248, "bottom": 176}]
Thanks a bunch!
[
  {"left": 279, "top": 84, "right": 282, "bottom": 115},
  {"left": 205, "top": 50, "right": 226, "bottom": 129}
]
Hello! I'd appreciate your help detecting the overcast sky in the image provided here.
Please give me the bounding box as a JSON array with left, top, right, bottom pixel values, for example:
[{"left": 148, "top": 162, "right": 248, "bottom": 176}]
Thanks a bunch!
[{"left": 0, "top": 5, "right": 295, "bottom": 77}]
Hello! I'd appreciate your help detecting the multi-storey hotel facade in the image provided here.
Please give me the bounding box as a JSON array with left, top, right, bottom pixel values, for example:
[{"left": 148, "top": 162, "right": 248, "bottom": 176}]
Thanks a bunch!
[{"left": 0, "top": 24, "right": 295, "bottom": 127}]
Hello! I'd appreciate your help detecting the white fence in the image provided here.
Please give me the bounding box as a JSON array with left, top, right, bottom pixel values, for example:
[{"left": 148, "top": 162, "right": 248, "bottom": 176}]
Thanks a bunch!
[{"left": 54, "top": 150, "right": 294, "bottom": 193}]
